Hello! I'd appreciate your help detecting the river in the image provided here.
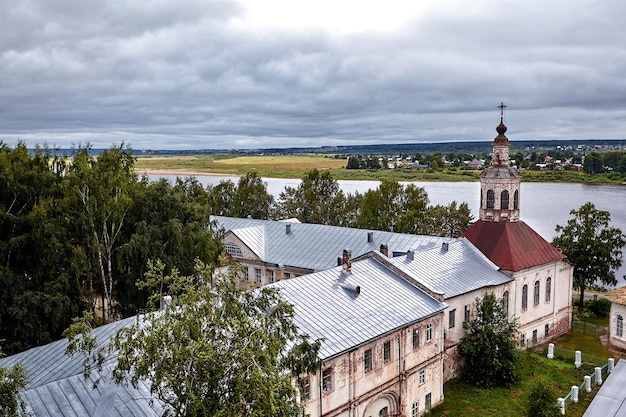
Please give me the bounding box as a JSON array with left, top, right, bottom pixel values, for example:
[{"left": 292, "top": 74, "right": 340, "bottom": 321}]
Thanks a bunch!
[{"left": 151, "top": 174, "right": 626, "bottom": 287}]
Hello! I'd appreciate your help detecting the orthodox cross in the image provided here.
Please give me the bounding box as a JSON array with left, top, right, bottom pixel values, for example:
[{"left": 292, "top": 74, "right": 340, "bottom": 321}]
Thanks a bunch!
[{"left": 498, "top": 102, "right": 507, "bottom": 123}]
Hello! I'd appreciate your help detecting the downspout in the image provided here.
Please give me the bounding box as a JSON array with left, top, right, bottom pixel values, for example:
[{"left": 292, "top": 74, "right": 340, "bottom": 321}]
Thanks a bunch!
[
  {"left": 398, "top": 333, "right": 402, "bottom": 416},
  {"left": 319, "top": 372, "right": 323, "bottom": 417}
]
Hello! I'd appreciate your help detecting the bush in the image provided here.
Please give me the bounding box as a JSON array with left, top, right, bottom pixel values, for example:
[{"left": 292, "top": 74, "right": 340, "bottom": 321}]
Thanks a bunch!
[
  {"left": 586, "top": 298, "right": 611, "bottom": 317},
  {"left": 526, "top": 381, "right": 561, "bottom": 417}
]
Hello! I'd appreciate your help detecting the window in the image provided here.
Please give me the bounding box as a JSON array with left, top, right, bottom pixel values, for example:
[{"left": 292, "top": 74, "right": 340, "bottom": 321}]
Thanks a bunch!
[
  {"left": 514, "top": 189, "right": 519, "bottom": 209},
  {"left": 322, "top": 368, "right": 332, "bottom": 392},
  {"left": 464, "top": 304, "right": 471, "bottom": 322},
  {"left": 618, "top": 315, "right": 624, "bottom": 338},
  {"left": 284, "top": 272, "right": 291, "bottom": 279},
  {"left": 425, "top": 393, "right": 432, "bottom": 411},
  {"left": 500, "top": 190, "right": 509, "bottom": 209},
  {"left": 268, "top": 270, "right": 275, "bottom": 283},
  {"left": 412, "top": 329, "right": 420, "bottom": 350},
  {"left": 486, "top": 189, "right": 495, "bottom": 209},
  {"left": 383, "top": 341, "right": 391, "bottom": 363},
  {"left": 522, "top": 285, "right": 528, "bottom": 310},
  {"left": 242, "top": 268, "right": 249, "bottom": 282},
  {"left": 225, "top": 242, "right": 243, "bottom": 257},
  {"left": 412, "top": 401, "right": 420, "bottom": 417},
  {"left": 255, "top": 268, "right": 262, "bottom": 284},
  {"left": 426, "top": 323, "right": 433, "bottom": 342},
  {"left": 520, "top": 334, "right": 526, "bottom": 347},
  {"left": 449, "top": 309, "right": 456, "bottom": 329},
  {"left": 545, "top": 277, "right": 552, "bottom": 302},
  {"left": 302, "top": 377, "right": 311, "bottom": 401},
  {"left": 502, "top": 291, "right": 509, "bottom": 316},
  {"left": 534, "top": 280, "right": 540, "bottom": 306},
  {"left": 532, "top": 330, "right": 538, "bottom": 344},
  {"left": 379, "top": 407, "right": 388, "bottom": 417},
  {"left": 419, "top": 369, "right": 426, "bottom": 384},
  {"left": 364, "top": 349, "right": 373, "bottom": 373},
  {"left": 545, "top": 324, "right": 550, "bottom": 338}
]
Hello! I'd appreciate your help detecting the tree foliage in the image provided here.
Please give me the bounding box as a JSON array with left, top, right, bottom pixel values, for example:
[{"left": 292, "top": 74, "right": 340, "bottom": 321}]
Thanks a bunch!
[
  {"left": 458, "top": 292, "right": 520, "bottom": 388},
  {"left": 526, "top": 381, "right": 560, "bottom": 417},
  {"left": 66, "top": 261, "right": 322, "bottom": 417},
  {"left": 552, "top": 202, "right": 626, "bottom": 309},
  {"left": 208, "top": 172, "right": 274, "bottom": 219},
  {"left": 0, "top": 348, "right": 28, "bottom": 417},
  {"left": 0, "top": 143, "right": 222, "bottom": 354},
  {"left": 276, "top": 169, "right": 360, "bottom": 226}
]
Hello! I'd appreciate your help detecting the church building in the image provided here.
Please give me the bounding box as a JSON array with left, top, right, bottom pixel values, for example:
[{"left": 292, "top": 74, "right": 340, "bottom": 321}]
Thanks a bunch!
[{"left": 462, "top": 103, "right": 573, "bottom": 346}]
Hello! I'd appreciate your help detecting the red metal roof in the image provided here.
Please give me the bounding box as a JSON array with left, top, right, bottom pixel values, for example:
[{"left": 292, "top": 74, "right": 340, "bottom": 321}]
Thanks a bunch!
[{"left": 462, "top": 220, "right": 566, "bottom": 272}]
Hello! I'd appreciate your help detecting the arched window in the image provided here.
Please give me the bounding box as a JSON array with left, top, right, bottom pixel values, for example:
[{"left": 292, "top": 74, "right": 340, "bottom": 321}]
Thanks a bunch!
[
  {"left": 225, "top": 242, "right": 243, "bottom": 257},
  {"left": 513, "top": 190, "right": 519, "bottom": 209},
  {"left": 500, "top": 190, "right": 509, "bottom": 210},
  {"left": 618, "top": 315, "right": 624, "bottom": 338},
  {"left": 545, "top": 278, "right": 552, "bottom": 302},
  {"left": 486, "top": 189, "right": 495, "bottom": 209},
  {"left": 533, "top": 281, "right": 540, "bottom": 306},
  {"left": 522, "top": 285, "right": 528, "bottom": 310},
  {"left": 502, "top": 291, "right": 509, "bottom": 316}
]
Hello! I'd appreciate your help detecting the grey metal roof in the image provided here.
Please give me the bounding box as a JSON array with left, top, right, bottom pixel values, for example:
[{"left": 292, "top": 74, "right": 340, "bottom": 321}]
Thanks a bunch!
[
  {"left": 583, "top": 359, "right": 626, "bottom": 417},
  {"left": 269, "top": 257, "right": 447, "bottom": 359},
  {"left": 383, "top": 238, "right": 513, "bottom": 299},
  {"left": 214, "top": 216, "right": 452, "bottom": 271},
  {"left": 0, "top": 316, "right": 164, "bottom": 417}
]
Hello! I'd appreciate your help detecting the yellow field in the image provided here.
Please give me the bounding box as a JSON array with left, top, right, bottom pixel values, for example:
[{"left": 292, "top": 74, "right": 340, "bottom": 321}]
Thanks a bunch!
[{"left": 135, "top": 154, "right": 347, "bottom": 177}]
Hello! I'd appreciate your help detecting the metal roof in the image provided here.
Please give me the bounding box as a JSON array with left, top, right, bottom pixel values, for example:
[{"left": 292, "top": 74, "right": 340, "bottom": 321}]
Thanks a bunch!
[
  {"left": 583, "top": 359, "right": 626, "bottom": 417},
  {"left": 606, "top": 286, "right": 626, "bottom": 306},
  {"left": 462, "top": 220, "right": 566, "bottom": 272},
  {"left": 0, "top": 257, "right": 446, "bottom": 415},
  {"left": 0, "top": 316, "right": 164, "bottom": 417},
  {"left": 214, "top": 216, "right": 452, "bottom": 271},
  {"left": 382, "top": 238, "right": 513, "bottom": 299},
  {"left": 269, "top": 257, "right": 447, "bottom": 359}
]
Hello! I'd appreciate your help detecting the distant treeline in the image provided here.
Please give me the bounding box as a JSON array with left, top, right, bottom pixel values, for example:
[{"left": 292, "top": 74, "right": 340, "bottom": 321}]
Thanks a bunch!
[{"left": 35, "top": 138, "right": 626, "bottom": 157}]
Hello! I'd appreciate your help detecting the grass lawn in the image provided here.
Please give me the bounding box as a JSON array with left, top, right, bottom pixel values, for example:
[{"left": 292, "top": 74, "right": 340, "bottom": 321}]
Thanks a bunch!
[{"left": 430, "top": 328, "right": 621, "bottom": 417}]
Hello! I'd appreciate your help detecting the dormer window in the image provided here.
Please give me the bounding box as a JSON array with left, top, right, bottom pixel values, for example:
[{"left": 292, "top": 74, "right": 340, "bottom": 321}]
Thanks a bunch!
[{"left": 225, "top": 242, "right": 243, "bottom": 257}]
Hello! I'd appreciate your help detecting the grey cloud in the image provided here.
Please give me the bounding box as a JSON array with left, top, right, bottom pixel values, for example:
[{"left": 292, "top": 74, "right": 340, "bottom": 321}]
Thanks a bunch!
[{"left": 1, "top": 0, "right": 626, "bottom": 149}]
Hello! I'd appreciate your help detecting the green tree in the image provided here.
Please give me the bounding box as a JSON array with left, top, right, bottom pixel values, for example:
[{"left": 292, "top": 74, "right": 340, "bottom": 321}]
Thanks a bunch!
[
  {"left": 458, "top": 292, "right": 520, "bottom": 388},
  {"left": 0, "top": 348, "right": 28, "bottom": 417},
  {"left": 117, "top": 176, "right": 222, "bottom": 316},
  {"left": 422, "top": 201, "right": 473, "bottom": 237},
  {"left": 231, "top": 172, "right": 274, "bottom": 219},
  {"left": 207, "top": 179, "right": 236, "bottom": 216},
  {"left": 64, "top": 145, "right": 136, "bottom": 322},
  {"left": 66, "top": 261, "right": 322, "bottom": 417},
  {"left": 346, "top": 156, "right": 361, "bottom": 169},
  {"left": 357, "top": 180, "right": 429, "bottom": 233},
  {"left": 583, "top": 152, "right": 604, "bottom": 174},
  {"left": 526, "top": 381, "right": 560, "bottom": 417},
  {"left": 552, "top": 202, "right": 626, "bottom": 310},
  {"left": 276, "top": 169, "right": 350, "bottom": 225}
]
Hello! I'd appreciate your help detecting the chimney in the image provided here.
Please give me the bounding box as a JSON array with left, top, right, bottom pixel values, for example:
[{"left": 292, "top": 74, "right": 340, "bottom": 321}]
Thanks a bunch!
[
  {"left": 367, "top": 231, "right": 374, "bottom": 243},
  {"left": 342, "top": 249, "right": 352, "bottom": 273},
  {"left": 380, "top": 243, "right": 388, "bottom": 257},
  {"left": 442, "top": 242, "right": 449, "bottom": 252},
  {"left": 407, "top": 250, "right": 414, "bottom": 261},
  {"left": 338, "top": 282, "right": 361, "bottom": 296},
  {"left": 286, "top": 224, "right": 291, "bottom": 234},
  {"left": 337, "top": 257, "right": 342, "bottom": 266}
]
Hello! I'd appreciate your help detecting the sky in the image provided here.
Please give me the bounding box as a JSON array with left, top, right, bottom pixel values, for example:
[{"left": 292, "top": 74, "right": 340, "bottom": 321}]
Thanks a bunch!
[{"left": 1, "top": 0, "right": 626, "bottom": 150}]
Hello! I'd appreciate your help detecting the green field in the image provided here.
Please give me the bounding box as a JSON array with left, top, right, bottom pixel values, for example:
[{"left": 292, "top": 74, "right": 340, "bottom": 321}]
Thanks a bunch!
[{"left": 135, "top": 154, "right": 626, "bottom": 184}]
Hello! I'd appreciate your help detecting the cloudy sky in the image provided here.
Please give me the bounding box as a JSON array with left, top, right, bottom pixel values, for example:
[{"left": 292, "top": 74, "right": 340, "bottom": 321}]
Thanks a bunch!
[{"left": 1, "top": 0, "right": 625, "bottom": 150}]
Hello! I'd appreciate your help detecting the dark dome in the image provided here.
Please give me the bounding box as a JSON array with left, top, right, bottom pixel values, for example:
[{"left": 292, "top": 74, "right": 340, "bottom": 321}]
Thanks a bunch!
[{"left": 493, "top": 122, "right": 509, "bottom": 144}]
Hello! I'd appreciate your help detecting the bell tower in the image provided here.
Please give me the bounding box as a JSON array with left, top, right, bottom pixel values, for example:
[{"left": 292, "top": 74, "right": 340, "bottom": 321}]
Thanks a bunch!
[{"left": 478, "top": 102, "right": 521, "bottom": 222}]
